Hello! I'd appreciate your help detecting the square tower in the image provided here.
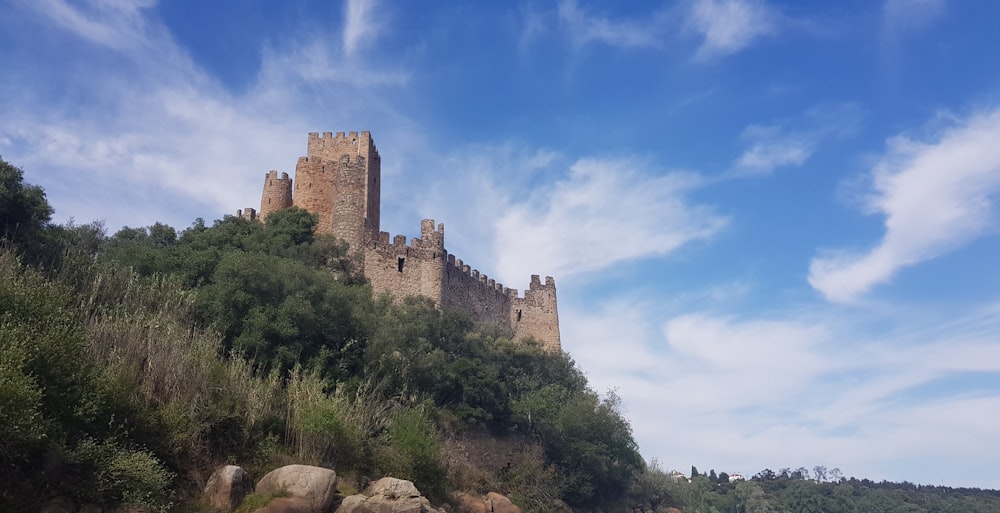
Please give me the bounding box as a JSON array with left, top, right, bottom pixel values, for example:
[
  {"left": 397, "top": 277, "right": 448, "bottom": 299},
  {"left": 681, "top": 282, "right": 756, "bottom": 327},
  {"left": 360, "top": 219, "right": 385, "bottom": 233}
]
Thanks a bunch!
[{"left": 293, "top": 131, "right": 381, "bottom": 251}]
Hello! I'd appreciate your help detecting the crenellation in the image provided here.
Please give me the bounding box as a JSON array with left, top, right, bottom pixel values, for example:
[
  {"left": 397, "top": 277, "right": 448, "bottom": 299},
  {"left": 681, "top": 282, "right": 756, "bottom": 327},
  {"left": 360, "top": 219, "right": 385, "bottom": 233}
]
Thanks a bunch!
[{"left": 246, "top": 130, "right": 560, "bottom": 351}]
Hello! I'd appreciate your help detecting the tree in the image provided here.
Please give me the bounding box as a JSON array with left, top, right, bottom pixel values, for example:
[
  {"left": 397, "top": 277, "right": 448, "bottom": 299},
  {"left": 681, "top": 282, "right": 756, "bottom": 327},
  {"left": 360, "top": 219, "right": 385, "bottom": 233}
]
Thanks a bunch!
[
  {"left": 0, "top": 157, "right": 55, "bottom": 265},
  {"left": 813, "top": 465, "right": 828, "bottom": 483},
  {"left": 735, "top": 481, "right": 772, "bottom": 513},
  {"left": 692, "top": 466, "right": 700, "bottom": 479}
]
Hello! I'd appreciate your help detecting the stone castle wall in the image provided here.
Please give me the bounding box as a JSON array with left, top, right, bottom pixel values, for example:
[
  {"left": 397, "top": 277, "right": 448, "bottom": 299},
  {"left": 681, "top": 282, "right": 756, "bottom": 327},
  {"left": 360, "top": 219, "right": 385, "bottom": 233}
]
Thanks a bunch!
[{"left": 245, "top": 131, "right": 560, "bottom": 351}]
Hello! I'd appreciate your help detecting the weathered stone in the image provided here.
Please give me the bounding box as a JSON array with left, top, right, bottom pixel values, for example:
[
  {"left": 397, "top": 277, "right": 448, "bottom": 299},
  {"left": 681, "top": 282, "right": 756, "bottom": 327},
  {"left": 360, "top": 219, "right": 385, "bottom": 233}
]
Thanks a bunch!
[
  {"left": 485, "top": 492, "right": 521, "bottom": 513},
  {"left": 252, "top": 497, "right": 314, "bottom": 513},
  {"left": 335, "top": 477, "right": 440, "bottom": 513},
  {"left": 455, "top": 493, "right": 488, "bottom": 513},
  {"left": 256, "top": 465, "right": 338, "bottom": 513},
  {"left": 205, "top": 464, "right": 253, "bottom": 510},
  {"left": 368, "top": 477, "right": 421, "bottom": 499}
]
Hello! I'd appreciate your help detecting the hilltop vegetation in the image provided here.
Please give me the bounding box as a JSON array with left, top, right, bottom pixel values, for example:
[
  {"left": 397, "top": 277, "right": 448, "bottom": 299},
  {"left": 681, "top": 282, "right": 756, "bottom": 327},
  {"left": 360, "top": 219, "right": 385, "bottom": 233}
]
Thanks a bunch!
[
  {"left": 4, "top": 156, "right": 1000, "bottom": 513},
  {"left": 0, "top": 157, "right": 640, "bottom": 512}
]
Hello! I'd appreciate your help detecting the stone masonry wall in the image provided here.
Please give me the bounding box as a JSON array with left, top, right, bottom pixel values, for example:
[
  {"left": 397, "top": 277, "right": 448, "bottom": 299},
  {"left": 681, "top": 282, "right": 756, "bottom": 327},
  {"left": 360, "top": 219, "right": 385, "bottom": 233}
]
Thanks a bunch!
[
  {"left": 365, "top": 220, "right": 446, "bottom": 304},
  {"left": 510, "top": 276, "right": 560, "bottom": 352},
  {"left": 305, "top": 131, "right": 381, "bottom": 237}
]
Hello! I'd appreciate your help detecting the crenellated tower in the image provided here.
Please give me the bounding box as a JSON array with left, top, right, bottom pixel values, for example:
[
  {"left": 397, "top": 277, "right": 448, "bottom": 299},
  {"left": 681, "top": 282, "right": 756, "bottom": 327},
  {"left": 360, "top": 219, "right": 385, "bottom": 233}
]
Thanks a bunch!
[
  {"left": 293, "top": 131, "right": 381, "bottom": 251},
  {"left": 246, "top": 131, "right": 561, "bottom": 352},
  {"left": 259, "top": 170, "right": 293, "bottom": 221}
]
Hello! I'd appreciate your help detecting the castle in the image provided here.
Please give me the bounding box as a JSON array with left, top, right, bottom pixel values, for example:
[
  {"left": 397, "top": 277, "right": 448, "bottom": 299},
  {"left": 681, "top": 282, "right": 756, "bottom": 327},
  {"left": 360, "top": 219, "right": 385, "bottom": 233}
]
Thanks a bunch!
[{"left": 238, "top": 131, "right": 560, "bottom": 352}]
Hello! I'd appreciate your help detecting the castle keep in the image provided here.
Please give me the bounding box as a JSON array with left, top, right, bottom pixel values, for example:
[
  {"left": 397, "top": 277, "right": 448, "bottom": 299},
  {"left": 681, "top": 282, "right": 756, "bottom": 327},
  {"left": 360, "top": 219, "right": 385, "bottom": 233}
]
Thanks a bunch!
[{"left": 239, "top": 131, "right": 560, "bottom": 351}]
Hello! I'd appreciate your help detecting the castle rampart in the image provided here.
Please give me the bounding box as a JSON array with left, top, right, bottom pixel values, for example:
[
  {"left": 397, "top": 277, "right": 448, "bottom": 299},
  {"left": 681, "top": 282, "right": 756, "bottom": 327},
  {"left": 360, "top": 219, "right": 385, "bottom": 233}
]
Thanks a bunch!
[{"left": 244, "top": 131, "right": 560, "bottom": 351}]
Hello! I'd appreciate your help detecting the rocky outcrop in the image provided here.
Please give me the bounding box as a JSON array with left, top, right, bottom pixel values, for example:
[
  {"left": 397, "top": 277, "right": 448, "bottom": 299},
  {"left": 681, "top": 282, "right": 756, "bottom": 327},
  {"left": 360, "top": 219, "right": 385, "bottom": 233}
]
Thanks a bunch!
[
  {"left": 256, "top": 465, "right": 338, "bottom": 513},
  {"left": 205, "top": 465, "right": 253, "bottom": 510},
  {"left": 484, "top": 493, "right": 521, "bottom": 513},
  {"left": 455, "top": 492, "right": 522, "bottom": 513},
  {"left": 335, "top": 477, "right": 440, "bottom": 513},
  {"left": 250, "top": 497, "right": 315, "bottom": 513}
]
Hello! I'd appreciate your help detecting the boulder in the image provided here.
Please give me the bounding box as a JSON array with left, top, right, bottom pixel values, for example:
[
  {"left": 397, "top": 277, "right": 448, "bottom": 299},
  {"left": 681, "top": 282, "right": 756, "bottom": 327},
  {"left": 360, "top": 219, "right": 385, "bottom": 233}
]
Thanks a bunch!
[
  {"left": 334, "top": 477, "right": 438, "bottom": 513},
  {"left": 251, "top": 497, "right": 314, "bottom": 513},
  {"left": 205, "top": 465, "right": 253, "bottom": 510},
  {"left": 455, "top": 493, "right": 488, "bottom": 513},
  {"left": 368, "top": 478, "right": 421, "bottom": 500},
  {"left": 485, "top": 493, "right": 521, "bottom": 513},
  {"left": 663, "top": 508, "right": 683, "bottom": 513},
  {"left": 256, "top": 465, "right": 338, "bottom": 513}
]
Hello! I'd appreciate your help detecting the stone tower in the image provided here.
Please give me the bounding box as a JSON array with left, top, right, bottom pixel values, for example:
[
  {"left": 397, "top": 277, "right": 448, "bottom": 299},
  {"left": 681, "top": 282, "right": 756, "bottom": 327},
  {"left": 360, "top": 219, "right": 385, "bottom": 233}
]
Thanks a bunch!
[
  {"left": 259, "top": 170, "right": 293, "bottom": 221},
  {"left": 293, "top": 131, "right": 381, "bottom": 252}
]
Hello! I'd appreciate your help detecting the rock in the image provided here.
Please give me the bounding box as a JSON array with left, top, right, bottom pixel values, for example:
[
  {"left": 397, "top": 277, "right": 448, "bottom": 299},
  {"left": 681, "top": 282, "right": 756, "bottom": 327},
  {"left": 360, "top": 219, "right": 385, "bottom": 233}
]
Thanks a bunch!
[
  {"left": 251, "top": 497, "right": 315, "bottom": 513},
  {"left": 485, "top": 492, "right": 521, "bottom": 513},
  {"left": 335, "top": 477, "right": 438, "bottom": 513},
  {"left": 256, "top": 465, "right": 338, "bottom": 513},
  {"left": 663, "top": 508, "right": 683, "bottom": 513},
  {"left": 455, "top": 493, "right": 488, "bottom": 513},
  {"left": 205, "top": 465, "right": 253, "bottom": 510},
  {"left": 368, "top": 478, "right": 421, "bottom": 500},
  {"left": 79, "top": 505, "right": 104, "bottom": 513}
]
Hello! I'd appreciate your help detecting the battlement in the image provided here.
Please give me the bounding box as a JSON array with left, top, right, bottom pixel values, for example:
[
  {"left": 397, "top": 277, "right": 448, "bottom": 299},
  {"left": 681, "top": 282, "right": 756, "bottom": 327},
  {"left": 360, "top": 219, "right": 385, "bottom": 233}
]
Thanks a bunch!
[{"left": 307, "top": 130, "right": 380, "bottom": 163}]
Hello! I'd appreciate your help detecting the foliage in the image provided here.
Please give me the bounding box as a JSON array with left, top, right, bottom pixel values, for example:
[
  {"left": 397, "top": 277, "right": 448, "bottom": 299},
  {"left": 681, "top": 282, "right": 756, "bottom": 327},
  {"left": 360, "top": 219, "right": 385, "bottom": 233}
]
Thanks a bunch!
[
  {"left": 626, "top": 462, "right": 1000, "bottom": 513},
  {"left": 0, "top": 251, "right": 173, "bottom": 511},
  {"left": 0, "top": 157, "right": 56, "bottom": 266}
]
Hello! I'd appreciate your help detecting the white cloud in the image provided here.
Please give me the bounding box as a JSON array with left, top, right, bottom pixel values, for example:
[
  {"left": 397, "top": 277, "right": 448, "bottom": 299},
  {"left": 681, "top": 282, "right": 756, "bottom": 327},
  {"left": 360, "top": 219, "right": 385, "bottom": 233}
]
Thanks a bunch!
[
  {"left": 687, "top": 0, "right": 777, "bottom": 59},
  {"left": 809, "top": 107, "right": 1000, "bottom": 303},
  {"left": 0, "top": 0, "right": 411, "bottom": 231},
  {"left": 22, "top": 0, "right": 157, "bottom": 54},
  {"left": 557, "top": 0, "right": 662, "bottom": 49},
  {"left": 733, "top": 103, "right": 862, "bottom": 175},
  {"left": 735, "top": 125, "right": 812, "bottom": 174},
  {"left": 494, "top": 157, "right": 728, "bottom": 284},
  {"left": 343, "top": 0, "right": 382, "bottom": 57},
  {"left": 883, "top": 0, "right": 947, "bottom": 35},
  {"left": 564, "top": 296, "right": 1000, "bottom": 487}
]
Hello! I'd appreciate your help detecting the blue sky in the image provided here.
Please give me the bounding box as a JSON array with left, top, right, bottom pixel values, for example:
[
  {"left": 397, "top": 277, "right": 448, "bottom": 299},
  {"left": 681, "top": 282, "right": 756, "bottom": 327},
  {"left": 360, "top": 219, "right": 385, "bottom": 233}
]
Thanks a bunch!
[{"left": 3, "top": 0, "right": 1000, "bottom": 488}]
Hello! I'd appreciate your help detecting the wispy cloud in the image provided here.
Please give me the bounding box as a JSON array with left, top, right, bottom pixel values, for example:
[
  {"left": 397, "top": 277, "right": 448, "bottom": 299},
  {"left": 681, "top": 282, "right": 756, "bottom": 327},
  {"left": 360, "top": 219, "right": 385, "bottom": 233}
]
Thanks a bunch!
[
  {"left": 22, "top": 0, "right": 157, "bottom": 54},
  {"left": 735, "top": 125, "right": 812, "bottom": 174},
  {"left": 342, "top": 0, "right": 382, "bottom": 57},
  {"left": 557, "top": 0, "right": 662, "bottom": 49},
  {"left": 566, "top": 297, "right": 1000, "bottom": 486},
  {"left": 494, "top": 157, "right": 728, "bottom": 283},
  {"left": 0, "top": 0, "right": 410, "bottom": 231},
  {"left": 882, "top": 0, "right": 947, "bottom": 35},
  {"left": 733, "top": 103, "right": 862, "bottom": 175},
  {"left": 686, "top": 0, "right": 778, "bottom": 60},
  {"left": 809, "top": 107, "right": 1000, "bottom": 303}
]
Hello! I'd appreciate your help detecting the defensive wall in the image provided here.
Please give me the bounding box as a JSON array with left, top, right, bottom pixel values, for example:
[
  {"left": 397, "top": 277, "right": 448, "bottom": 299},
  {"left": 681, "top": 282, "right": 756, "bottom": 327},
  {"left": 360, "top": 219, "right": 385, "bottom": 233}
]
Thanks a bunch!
[{"left": 242, "top": 131, "right": 561, "bottom": 351}]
